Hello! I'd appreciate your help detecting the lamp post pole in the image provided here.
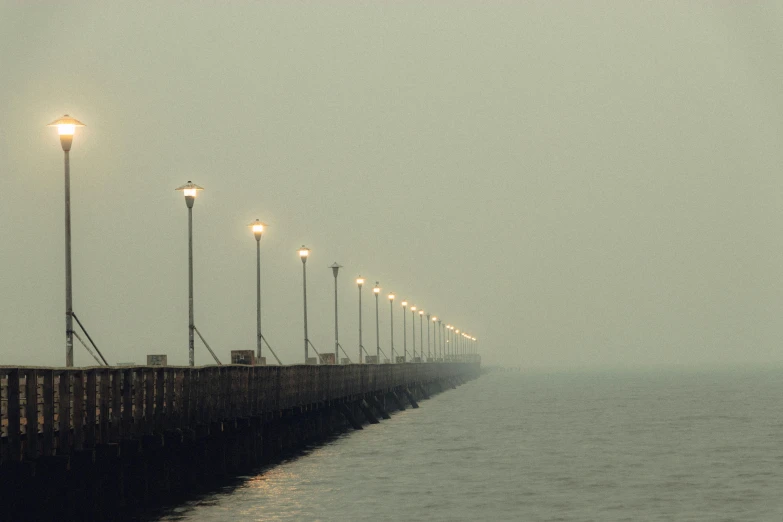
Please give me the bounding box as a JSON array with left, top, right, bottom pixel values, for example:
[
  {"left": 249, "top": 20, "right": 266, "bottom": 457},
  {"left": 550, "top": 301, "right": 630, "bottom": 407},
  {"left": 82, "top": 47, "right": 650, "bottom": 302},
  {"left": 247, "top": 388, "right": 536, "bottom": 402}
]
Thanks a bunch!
[
  {"left": 299, "top": 246, "right": 310, "bottom": 363},
  {"left": 356, "top": 277, "right": 365, "bottom": 363},
  {"left": 49, "top": 116, "right": 85, "bottom": 367},
  {"left": 402, "top": 301, "right": 408, "bottom": 362},
  {"left": 175, "top": 181, "right": 204, "bottom": 367},
  {"left": 388, "top": 294, "right": 395, "bottom": 362},
  {"left": 331, "top": 263, "right": 342, "bottom": 363},
  {"left": 249, "top": 220, "right": 267, "bottom": 361},
  {"left": 427, "top": 314, "right": 431, "bottom": 361},
  {"left": 374, "top": 283, "right": 381, "bottom": 362},
  {"left": 438, "top": 320, "right": 442, "bottom": 360},
  {"left": 411, "top": 306, "right": 417, "bottom": 360},
  {"left": 419, "top": 311, "right": 424, "bottom": 362}
]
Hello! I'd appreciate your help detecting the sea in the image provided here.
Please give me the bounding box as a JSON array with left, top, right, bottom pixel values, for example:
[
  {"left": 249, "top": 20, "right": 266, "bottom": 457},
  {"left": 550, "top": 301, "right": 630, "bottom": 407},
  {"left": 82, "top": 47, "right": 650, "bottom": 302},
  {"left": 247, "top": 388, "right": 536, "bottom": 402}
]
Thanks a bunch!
[{"left": 152, "top": 367, "right": 783, "bottom": 521}]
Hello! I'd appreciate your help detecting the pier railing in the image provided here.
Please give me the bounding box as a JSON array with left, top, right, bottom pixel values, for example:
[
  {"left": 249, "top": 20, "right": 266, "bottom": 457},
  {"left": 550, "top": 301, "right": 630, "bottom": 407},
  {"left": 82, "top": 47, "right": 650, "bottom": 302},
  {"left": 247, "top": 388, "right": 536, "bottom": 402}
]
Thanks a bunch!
[{"left": 0, "top": 362, "right": 477, "bottom": 463}]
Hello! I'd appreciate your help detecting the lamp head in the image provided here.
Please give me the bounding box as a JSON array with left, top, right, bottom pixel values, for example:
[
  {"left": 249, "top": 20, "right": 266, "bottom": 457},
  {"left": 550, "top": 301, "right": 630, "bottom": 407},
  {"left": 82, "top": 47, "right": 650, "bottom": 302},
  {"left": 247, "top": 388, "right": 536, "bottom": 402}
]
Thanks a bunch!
[
  {"left": 373, "top": 283, "right": 381, "bottom": 294},
  {"left": 330, "top": 262, "right": 342, "bottom": 278},
  {"left": 248, "top": 219, "right": 268, "bottom": 240},
  {"left": 419, "top": 310, "right": 424, "bottom": 316},
  {"left": 175, "top": 181, "right": 204, "bottom": 208},
  {"left": 388, "top": 293, "right": 395, "bottom": 301},
  {"left": 48, "top": 115, "right": 85, "bottom": 151},
  {"left": 298, "top": 245, "right": 310, "bottom": 263},
  {"left": 401, "top": 300, "right": 408, "bottom": 308},
  {"left": 356, "top": 276, "right": 365, "bottom": 287},
  {"left": 410, "top": 306, "right": 416, "bottom": 312},
  {"left": 432, "top": 316, "right": 437, "bottom": 322}
]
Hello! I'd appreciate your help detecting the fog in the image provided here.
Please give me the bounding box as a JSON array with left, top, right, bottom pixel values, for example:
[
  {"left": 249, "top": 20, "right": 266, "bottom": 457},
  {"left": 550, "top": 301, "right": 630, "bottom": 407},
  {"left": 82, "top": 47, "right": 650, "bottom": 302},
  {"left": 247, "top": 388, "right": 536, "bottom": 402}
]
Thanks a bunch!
[{"left": 1, "top": 2, "right": 782, "bottom": 370}]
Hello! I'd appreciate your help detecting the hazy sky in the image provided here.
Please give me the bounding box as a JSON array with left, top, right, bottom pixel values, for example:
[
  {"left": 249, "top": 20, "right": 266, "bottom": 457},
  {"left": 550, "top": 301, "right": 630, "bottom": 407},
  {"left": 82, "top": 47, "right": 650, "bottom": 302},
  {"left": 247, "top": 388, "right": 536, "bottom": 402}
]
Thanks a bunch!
[{"left": 2, "top": 2, "right": 783, "bottom": 370}]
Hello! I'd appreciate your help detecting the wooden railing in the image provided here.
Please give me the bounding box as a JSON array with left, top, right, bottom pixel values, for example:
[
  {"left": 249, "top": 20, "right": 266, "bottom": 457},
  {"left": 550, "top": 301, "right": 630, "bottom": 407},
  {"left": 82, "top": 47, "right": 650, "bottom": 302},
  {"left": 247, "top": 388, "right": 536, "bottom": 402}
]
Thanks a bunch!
[{"left": 0, "top": 362, "right": 476, "bottom": 463}]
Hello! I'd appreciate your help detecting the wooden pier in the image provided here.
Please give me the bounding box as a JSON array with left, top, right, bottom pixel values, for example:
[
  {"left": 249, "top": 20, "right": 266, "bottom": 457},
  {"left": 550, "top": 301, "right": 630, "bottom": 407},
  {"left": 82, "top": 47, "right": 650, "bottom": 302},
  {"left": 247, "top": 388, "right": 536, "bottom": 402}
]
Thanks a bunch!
[{"left": 0, "top": 362, "right": 479, "bottom": 520}]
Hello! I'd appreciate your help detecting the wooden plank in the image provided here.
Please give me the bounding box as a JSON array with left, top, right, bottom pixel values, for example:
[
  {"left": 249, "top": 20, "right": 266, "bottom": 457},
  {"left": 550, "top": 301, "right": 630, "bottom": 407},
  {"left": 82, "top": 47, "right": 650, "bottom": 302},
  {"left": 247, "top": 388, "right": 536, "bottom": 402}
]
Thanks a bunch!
[
  {"left": 24, "top": 369, "right": 38, "bottom": 460},
  {"left": 133, "top": 369, "right": 144, "bottom": 436},
  {"left": 165, "top": 368, "right": 175, "bottom": 430},
  {"left": 72, "top": 371, "right": 84, "bottom": 451},
  {"left": 181, "top": 369, "right": 190, "bottom": 427},
  {"left": 57, "top": 371, "right": 71, "bottom": 455},
  {"left": 144, "top": 370, "right": 154, "bottom": 434},
  {"left": 111, "top": 369, "right": 121, "bottom": 440},
  {"left": 7, "top": 369, "right": 21, "bottom": 462},
  {"left": 42, "top": 370, "right": 54, "bottom": 457},
  {"left": 85, "top": 369, "right": 97, "bottom": 448},
  {"left": 122, "top": 369, "right": 132, "bottom": 438},
  {"left": 100, "top": 369, "right": 110, "bottom": 443},
  {"left": 155, "top": 368, "right": 165, "bottom": 432}
]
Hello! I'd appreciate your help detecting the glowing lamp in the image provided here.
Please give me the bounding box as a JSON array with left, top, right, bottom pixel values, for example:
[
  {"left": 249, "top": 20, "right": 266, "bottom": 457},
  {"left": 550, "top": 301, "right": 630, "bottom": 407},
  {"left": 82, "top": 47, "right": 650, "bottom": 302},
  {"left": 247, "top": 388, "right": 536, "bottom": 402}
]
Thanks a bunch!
[
  {"left": 388, "top": 293, "right": 395, "bottom": 301},
  {"left": 373, "top": 283, "right": 381, "bottom": 294},
  {"left": 175, "top": 181, "right": 204, "bottom": 209},
  {"left": 356, "top": 277, "right": 365, "bottom": 286},
  {"left": 298, "top": 245, "right": 310, "bottom": 263},
  {"left": 419, "top": 310, "right": 424, "bottom": 316},
  {"left": 48, "top": 114, "right": 85, "bottom": 151},
  {"left": 401, "top": 301, "right": 408, "bottom": 308},
  {"left": 248, "top": 219, "right": 268, "bottom": 240},
  {"left": 411, "top": 306, "right": 417, "bottom": 312},
  {"left": 432, "top": 316, "right": 437, "bottom": 322}
]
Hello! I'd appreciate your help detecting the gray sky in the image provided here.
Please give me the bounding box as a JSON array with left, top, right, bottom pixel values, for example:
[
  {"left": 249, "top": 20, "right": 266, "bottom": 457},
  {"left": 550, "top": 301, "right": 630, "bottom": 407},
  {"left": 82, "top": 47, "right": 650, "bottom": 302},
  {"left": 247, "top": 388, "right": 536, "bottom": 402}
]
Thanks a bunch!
[{"left": 2, "top": 2, "right": 783, "bottom": 370}]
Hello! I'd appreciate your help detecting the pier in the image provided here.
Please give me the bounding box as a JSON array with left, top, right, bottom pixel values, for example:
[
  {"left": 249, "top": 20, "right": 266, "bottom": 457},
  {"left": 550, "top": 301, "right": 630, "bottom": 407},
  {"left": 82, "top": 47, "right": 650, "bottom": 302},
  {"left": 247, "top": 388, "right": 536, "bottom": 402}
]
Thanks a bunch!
[{"left": 0, "top": 361, "right": 479, "bottom": 520}]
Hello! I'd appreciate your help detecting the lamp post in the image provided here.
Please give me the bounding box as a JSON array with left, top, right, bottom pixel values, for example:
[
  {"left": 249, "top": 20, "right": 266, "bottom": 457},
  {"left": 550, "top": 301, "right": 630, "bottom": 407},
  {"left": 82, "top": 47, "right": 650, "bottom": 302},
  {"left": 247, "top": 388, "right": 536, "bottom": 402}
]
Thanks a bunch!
[
  {"left": 388, "top": 293, "right": 395, "bottom": 362},
  {"left": 175, "top": 181, "right": 204, "bottom": 366},
  {"left": 356, "top": 276, "right": 365, "bottom": 363},
  {"left": 437, "top": 319, "right": 442, "bottom": 360},
  {"left": 455, "top": 329, "right": 460, "bottom": 361},
  {"left": 446, "top": 325, "right": 453, "bottom": 360},
  {"left": 373, "top": 283, "right": 381, "bottom": 362},
  {"left": 430, "top": 316, "right": 437, "bottom": 361},
  {"left": 299, "top": 246, "right": 311, "bottom": 363},
  {"left": 49, "top": 115, "right": 85, "bottom": 367},
  {"left": 419, "top": 310, "right": 424, "bottom": 362},
  {"left": 401, "top": 301, "right": 408, "bottom": 362},
  {"left": 410, "top": 306, "right": 417, "bottom": 360},
  {"left": 330, "top": 262, "right": 342, "bottom": 363},
  {"left": 248, "top": 220, "right": 268, "bottom": 361}
]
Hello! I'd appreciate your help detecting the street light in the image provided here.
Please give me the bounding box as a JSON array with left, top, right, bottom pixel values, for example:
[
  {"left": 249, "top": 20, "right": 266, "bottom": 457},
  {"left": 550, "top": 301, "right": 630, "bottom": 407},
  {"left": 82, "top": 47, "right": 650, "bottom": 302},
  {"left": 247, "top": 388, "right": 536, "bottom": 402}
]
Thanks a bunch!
[
  {"left": 446, "top": 325, "right": 453, "bottom": 360},
  {"left": 388, "top": 293, "right": 395, "bottom": 362},
  {"left": 175, "top": 181, "right": 204, "bottom": 366},
  {"left": 455, "top": 329, "right": 460, "bottom": 361},
  {"left": 373, "top": 282, "right": 381, "bottom": 362},
  {"left": 419, "top": 310, "right": 424, "bottom": 362},
  {"left": 401, "top": 301, "right": 408, "bottom": 362},
  {"left": 410, "top": 306, "right": 417, "bottom": 360},
  {"left": 356, "top": 276, "right": 365, "bottom": 363},
  {"left": 330, "top": 262, "right": 343, "bottom": 363},
  {"left": 430, "top": 316, "right": 437, "bottom": 361},
  {"left": 299, "top": 246, "right": 311, "bottom": 363},
  {"left": 49, "top": 115, "right": 86, "bottom": 367},
  {"left": 248, "top": 220, "right": 268, "bottom": 361}
]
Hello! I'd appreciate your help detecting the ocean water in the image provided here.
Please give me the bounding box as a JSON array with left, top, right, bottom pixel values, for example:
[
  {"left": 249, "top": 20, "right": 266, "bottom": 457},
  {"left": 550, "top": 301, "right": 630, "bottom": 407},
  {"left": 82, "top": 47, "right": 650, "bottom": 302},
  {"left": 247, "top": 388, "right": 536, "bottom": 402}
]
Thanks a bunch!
[{"left": 154, "top": 368, "right": 783, "bottom": 521}]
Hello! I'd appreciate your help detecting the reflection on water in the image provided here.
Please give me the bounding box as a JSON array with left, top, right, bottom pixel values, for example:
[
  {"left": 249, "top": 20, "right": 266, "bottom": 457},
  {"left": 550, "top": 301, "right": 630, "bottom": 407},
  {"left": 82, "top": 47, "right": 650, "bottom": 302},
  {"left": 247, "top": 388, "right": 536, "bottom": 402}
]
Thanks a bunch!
[{"left": 153, "top": 369, "right": 783, "bottom": 521}]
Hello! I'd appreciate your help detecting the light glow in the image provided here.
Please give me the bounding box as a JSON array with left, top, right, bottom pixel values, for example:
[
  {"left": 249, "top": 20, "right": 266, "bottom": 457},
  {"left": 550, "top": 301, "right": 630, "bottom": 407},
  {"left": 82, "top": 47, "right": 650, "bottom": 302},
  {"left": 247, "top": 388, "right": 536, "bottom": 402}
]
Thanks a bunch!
[
  {"left": 57, "top": 124, "right": 76, "bottom": 136},
  {"left": 411, "top": 306, "right": 416, "bottom": 312},
  {"left": 419, "top": 310, "right": 424, "bottom": 315},
  {"left": 356, "top": 277, "right": 365, "bottom": 286},
  {"left": 373, "top": 284, "right": 381, "bottom": 294},
  {"left": 432, "top": 316, "right": 437, "bottom": 322},
  {"left": 48, "top": 115, "right": 85, "bottom": 136},
  {"left": 401, "top": 301, "right": 408, "bottom": 307},
  {"left": 298, "top": 246, "right": 310, "bottom": 258},
  {"left": 388, "top": 293, "right": 395, "bottom": 300}
]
